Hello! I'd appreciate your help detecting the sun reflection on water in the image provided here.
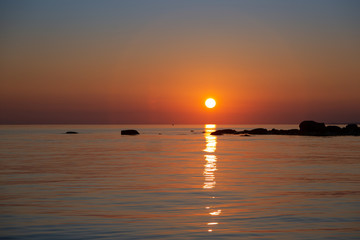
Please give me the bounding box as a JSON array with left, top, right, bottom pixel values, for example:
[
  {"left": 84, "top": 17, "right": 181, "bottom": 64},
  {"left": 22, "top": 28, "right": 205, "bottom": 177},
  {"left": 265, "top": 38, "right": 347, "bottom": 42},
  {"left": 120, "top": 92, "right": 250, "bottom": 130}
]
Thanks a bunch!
[{"left": 203, "top": 124, "right": 221, "bottom": 232}]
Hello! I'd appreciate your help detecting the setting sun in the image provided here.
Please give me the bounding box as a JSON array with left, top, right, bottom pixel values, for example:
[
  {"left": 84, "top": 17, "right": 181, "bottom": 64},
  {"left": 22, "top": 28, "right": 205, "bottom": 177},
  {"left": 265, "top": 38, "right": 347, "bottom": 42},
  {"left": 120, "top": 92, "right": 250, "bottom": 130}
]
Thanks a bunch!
[{"left": 205, "top": 98, "right": 216, "bottom": 109}]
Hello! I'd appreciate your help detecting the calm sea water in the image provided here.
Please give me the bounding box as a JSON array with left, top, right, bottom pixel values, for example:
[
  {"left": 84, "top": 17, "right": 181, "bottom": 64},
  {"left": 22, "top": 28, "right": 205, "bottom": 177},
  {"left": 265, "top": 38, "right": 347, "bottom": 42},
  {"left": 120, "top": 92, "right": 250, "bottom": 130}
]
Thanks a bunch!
[{"left": 0, "top": 124, "right": 359, "bottom": 239}]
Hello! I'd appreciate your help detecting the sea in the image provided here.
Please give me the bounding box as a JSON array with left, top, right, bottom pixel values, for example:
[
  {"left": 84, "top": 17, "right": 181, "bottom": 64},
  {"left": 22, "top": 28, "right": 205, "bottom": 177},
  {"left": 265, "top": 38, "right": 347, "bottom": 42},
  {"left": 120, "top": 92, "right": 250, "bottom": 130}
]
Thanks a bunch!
[{"left": 0, "top": 124, "right": 359, "bottom": 240}]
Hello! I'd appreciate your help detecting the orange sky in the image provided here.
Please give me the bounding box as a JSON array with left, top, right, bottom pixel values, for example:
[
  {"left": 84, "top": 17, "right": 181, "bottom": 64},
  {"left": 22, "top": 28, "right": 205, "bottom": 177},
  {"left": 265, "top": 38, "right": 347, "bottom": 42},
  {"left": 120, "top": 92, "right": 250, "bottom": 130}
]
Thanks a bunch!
[{"left": 1, "top": 1, "right": 359, "bottom": 124}]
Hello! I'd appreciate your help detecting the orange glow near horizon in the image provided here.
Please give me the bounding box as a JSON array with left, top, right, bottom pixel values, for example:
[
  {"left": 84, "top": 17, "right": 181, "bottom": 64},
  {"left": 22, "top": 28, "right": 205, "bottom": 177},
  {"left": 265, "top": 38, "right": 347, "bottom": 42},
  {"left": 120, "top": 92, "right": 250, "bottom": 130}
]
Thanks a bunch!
[{"left": 1, "top": 1, "right": 360, "bottom": 124}]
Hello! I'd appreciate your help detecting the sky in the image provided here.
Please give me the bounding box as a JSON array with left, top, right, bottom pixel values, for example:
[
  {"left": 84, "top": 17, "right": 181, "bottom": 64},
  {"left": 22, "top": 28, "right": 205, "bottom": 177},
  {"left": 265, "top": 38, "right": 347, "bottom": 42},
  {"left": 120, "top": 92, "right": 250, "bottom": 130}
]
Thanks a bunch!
[{"left": 1, "top": 0, "right": 359, "bottom": 124}]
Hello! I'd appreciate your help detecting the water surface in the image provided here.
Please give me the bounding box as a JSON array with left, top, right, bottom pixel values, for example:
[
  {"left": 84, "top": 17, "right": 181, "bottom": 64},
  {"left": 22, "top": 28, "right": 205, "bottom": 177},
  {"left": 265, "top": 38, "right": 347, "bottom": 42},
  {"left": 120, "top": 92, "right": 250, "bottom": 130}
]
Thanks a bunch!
[{"left": 0, "top": 125, "right": 359, "bottom": 239}]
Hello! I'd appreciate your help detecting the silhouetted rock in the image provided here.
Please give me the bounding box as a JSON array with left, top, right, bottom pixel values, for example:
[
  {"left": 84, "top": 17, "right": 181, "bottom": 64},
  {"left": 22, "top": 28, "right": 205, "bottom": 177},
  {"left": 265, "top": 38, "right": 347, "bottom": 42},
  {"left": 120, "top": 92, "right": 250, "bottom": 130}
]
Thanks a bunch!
[
  {"left": 299, "top": 121, "right": 326, "bottom": 135},
  {"left": 345, "top": 124, "right": 358, "bottom": 131},
  {"left": 65, "top": 131, "right": 78, "bottom": 134},
  {"left": 211, "top": 129, "right": 237, "bottom": 135},
  {"left": 121, "top": 129, "right": 139, "bottom": 135},
  {"left": 268, "top": 128, "right": 279, "bottom": 134},
  {"left": 209, "top": 121, "right": 359, "bottom": 137},
  {"left": 344, "top": 124, "right": 360, "bottom": 136},
  {"left": 326, "top": 126, "right": 342, "bottom": 135},
  {"left": 277, "top": 129, "right": 300, "bottom": 135},
  {"left": 247, "top": 128, "right": 268, "bottom": 134},
  {"left": 240, "top": 134, "right": 251, "bottom": 137}
]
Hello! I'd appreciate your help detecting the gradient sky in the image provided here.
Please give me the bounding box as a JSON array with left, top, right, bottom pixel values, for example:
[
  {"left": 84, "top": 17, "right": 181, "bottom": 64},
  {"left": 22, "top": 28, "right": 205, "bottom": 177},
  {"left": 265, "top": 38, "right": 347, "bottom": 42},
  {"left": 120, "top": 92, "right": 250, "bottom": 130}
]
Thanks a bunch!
[{"left": 1, "top": 0, "right": 359, "bottom": 124}]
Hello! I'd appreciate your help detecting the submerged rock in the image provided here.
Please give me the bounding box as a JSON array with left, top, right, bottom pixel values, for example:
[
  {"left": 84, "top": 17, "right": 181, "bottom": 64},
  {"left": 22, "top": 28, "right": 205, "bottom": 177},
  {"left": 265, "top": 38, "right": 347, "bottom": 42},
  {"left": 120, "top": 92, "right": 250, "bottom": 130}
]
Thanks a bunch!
[
  {"left": 121, "top": 129, "right": 140, "bottom": 135},
  {"left": 240, "top": 134, "right": 251, "bottom": 137},
  {"left": 65, "top": 131, "right": 78, "bottom": 134}
]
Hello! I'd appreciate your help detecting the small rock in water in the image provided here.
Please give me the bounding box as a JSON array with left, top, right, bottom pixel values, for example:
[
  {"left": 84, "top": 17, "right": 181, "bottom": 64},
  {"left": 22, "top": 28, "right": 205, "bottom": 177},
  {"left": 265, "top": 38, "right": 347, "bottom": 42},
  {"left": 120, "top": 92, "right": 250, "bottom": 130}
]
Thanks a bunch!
[
  {"left": 121, "top": 129, "right": 140, "bottom": 135},
  {"left": 65, "top": 131, "right": 78, "bottom": 134}
]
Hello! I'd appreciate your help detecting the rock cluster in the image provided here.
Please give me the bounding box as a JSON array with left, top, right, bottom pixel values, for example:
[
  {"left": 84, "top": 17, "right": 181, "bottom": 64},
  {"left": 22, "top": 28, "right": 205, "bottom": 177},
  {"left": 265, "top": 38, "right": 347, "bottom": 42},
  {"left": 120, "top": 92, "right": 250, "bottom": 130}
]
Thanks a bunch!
[{"left": 211, "top": 121, "right": 360, "bottom": 136}]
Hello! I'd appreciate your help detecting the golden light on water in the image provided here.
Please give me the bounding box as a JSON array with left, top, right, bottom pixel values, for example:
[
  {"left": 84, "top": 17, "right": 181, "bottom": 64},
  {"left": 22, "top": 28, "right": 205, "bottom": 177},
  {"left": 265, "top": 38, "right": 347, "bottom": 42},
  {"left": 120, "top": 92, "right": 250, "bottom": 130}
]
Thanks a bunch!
[
  {"left": 205, "top": 98, "right": 216, "bottom": 108},
  {"left": 203, "top": 156, "right": 216, "bottom": 189},
  {"left": 203, "top": 125, "right": 217, "bottom": 189},
  {"left": 204, "top": 137, "right": 216, "bottom": 153},
  {"left": 209, "top": 210, "right": 222, "bottom": 216},
  {"left": 207, "top": 222, "right": 218, "bottom": 225},
  {"left": 203, "top": 124, "right": 221, "bottom": 233}
]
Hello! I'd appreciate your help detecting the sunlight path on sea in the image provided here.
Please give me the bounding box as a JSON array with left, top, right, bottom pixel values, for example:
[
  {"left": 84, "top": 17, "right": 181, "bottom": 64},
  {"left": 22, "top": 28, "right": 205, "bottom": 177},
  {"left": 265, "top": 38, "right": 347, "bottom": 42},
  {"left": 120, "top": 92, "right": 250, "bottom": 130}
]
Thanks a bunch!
[{"left": 203, "top": 124, "right": 221, "bottom": 233}]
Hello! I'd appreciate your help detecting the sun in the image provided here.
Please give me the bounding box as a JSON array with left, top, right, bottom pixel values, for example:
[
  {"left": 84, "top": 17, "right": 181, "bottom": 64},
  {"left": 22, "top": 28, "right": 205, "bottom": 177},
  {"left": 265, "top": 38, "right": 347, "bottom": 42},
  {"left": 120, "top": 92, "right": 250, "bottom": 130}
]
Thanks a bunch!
[{"left": 205, "top": 98, "right": 216, "bottom": 108}]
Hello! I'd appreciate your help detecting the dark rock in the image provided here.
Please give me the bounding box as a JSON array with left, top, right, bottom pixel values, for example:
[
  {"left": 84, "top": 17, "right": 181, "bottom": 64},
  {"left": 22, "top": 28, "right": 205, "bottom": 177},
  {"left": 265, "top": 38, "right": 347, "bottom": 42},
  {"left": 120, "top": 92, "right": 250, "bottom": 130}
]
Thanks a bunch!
[
  {"left": 121, "top": 129, "right": 139, "bottom": 135},
  {"left": 299, "top": 120, "right": 326, "bottom": 132},
  {"left": 210, "top": 129, "right": 237, "bottom": 135},
  {"left": 344, "top": 124, "right": 359, "bottom": 136},
  {"left": 207, "top": 121, "right": 359, "bottom": 137},
  {"left": 65, "top": 131, "right": 78, "bottom": 134},
  {"left": 247, "top": 128, "right": 268, "bottom": 135},
  {"left": 326, "top": 126, "right": 342, "bottom": 135},
  {"left": 241, "top": 134, "right": 251, "bottom": 137},
  {"left": 345, "top": 124, "right": 358, "bottom": 131},
  {"left": 269, "top": 128, "right": 297, "bottom": 135},
  {"left": 284, "top": 129, "right": 300, "bottom": 135},
  {"left": 269, "top": 128, "right": 280, "bottom": 134},
  {"left": 299, "top": 121, "right": 326, "bottom": 135}
]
